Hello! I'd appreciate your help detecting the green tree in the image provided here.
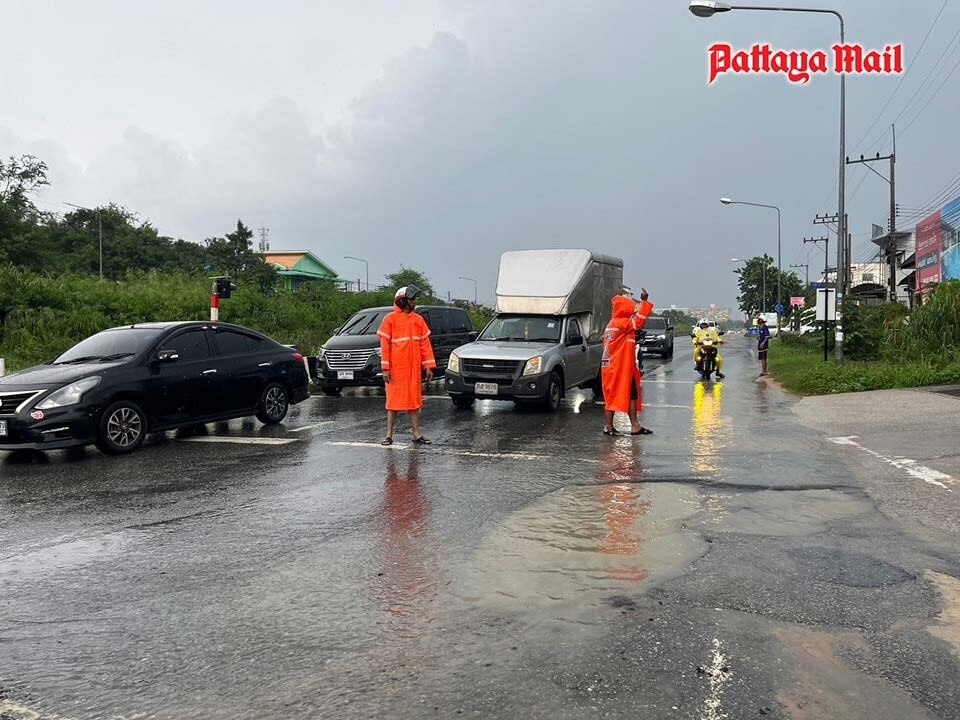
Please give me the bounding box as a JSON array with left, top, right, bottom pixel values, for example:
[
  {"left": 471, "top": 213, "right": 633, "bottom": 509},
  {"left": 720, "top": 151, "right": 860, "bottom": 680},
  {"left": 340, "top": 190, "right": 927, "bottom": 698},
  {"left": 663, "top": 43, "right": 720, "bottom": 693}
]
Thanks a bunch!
[
  {"left": 735, "top": 255, "right": 804, "bottom": 318},
  {"left": 0, "top": 155, "right": 52, "bottom": 267},
  {"left": 384, "top": 267, "right": 435, "bottom": 299},
  {"left": 203, "top": 220, "right": 278, "bottom": 293}
]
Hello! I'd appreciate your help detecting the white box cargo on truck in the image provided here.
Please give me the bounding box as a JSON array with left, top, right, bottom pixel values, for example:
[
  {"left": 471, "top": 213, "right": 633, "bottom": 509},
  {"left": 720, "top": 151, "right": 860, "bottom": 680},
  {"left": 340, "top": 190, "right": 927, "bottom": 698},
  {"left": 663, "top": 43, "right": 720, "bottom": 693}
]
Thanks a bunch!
[{"left": 495, "top": 249, "right": 624, "bottom": 343}]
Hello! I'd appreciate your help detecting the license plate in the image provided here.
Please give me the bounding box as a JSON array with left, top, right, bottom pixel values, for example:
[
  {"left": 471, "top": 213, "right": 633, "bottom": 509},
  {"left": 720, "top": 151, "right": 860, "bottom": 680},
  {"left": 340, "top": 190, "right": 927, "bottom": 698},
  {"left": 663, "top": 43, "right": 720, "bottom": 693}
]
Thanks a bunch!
[
  {"left": 0, "top": 420, "right": 7, "bottom": 436},
  {"left": 337, "top": 370, "right": 354, "bottom": 380},
  {"left": 475, "top": 382, "right": 499, "bottom": 396}
]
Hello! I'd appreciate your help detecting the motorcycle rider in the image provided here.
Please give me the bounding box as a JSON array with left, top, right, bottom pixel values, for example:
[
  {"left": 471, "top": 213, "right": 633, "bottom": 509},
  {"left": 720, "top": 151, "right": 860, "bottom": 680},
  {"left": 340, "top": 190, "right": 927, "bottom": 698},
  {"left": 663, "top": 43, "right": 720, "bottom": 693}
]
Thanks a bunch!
[{"left": 693, "top": 319, "right": 725, "bottom": 379}]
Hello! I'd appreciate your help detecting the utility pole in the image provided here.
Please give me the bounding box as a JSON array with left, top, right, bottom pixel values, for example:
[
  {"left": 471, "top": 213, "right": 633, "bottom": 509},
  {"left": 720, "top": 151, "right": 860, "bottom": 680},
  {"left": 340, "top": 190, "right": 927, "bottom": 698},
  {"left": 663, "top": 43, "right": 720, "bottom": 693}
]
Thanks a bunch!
[
  {"left": 257, "top": 225, "right": 270, "bottom": 253},
  {"left": 846, "top": 125, "right": 897, "bottom": 302},
  {"left": 804, "top": 235, "right": 831, "bottom": 362},
  {"left": 790, "top": 262, "right": 810, "bottom": 288},
  {"left": 814, "top": 213, "right": 841, "bottom": 363}
]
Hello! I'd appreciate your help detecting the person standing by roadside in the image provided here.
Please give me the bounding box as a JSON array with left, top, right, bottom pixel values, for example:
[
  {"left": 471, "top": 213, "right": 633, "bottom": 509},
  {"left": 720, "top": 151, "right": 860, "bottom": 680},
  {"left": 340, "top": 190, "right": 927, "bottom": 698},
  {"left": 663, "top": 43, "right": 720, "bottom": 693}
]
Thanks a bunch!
[
  {"left": 757, "top": 316, "right": 771, "bottom": 376},
  {"left": 602, "top": 288, "right": 654, "bottom": 436},
  {"left": 378, "top": 286, "right": 436, "bottom": 446}
]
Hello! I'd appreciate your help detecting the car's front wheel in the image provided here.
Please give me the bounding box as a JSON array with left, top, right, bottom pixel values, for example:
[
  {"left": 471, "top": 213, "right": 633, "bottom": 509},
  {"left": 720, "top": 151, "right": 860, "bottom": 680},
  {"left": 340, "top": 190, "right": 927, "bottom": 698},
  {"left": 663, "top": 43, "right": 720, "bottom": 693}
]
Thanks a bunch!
[
  {"left": 257, "top": 383, "right": 290, "bottom": 424},
  {"left": 96, "top": 400, "right": 147, "bottom": 456}
]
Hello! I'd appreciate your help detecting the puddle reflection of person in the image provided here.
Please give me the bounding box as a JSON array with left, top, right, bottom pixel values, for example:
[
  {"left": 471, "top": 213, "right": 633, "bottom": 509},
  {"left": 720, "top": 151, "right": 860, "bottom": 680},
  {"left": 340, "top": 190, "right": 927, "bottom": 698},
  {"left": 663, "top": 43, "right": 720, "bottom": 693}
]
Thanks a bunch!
[
  {"left": 690, "top": 381, "right": 723, "bottom": 474},
  {"left": 595, "top": 439, "right": 651, "bottom": 583},
  {"left": 377, "top": 452, "right": 436, "bottom": 629}
]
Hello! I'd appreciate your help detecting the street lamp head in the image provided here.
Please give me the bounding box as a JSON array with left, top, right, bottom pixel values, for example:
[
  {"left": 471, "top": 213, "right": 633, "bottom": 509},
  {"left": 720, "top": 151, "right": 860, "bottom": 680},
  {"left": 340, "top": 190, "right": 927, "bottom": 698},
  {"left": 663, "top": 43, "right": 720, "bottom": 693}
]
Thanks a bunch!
[
  {"left": 720, "top": 197, "right": 735, "bottom": 205},
  {"left": 731, "top": 257, "right": 742, "bottom": 262},
  {"left": 689, "top": 1, "right": 733, "bottom": 18}
]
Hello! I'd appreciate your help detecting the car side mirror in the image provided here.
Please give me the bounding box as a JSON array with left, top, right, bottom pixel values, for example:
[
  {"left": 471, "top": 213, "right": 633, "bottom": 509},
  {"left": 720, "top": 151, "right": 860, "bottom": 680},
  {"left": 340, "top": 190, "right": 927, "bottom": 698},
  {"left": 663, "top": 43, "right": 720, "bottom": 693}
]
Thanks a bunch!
[
  {"left": 156, "top": 350, "right": 180, "bottom": 364},
  {"left": 667, "top": 326, "right": 674, "bottom": 332},
  {"left": 332, "top": 327, "right": 342, "bottom": 335},
  {"left": 468, "top": 331, "right": 479, "bottom": 341}
]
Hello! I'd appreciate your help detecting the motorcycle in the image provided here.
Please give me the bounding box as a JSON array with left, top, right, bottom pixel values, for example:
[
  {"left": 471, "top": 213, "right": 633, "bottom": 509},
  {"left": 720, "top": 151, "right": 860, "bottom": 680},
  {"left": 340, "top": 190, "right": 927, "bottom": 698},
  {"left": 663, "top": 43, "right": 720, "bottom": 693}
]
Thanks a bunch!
[{"left": 696, "top": 338, "right": 719, "bottom": 382}]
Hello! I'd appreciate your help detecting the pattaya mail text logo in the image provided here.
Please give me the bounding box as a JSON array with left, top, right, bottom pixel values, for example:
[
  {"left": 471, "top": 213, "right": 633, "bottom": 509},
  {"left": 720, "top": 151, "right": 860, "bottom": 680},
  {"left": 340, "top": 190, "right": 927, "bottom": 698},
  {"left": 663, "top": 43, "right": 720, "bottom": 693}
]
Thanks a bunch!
[{"left": 706, "top": 43, "right": 904, "bottom": 84}]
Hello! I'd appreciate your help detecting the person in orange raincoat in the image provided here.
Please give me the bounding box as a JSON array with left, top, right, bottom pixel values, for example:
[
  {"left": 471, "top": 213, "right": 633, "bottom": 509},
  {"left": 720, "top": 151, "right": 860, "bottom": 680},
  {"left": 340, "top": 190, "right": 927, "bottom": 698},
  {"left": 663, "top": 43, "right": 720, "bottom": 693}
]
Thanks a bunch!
[
  {"left": 601, "top": 287, "right": 654, "bottom": 436},
  {"left": 377, "top": 286, "right": 437, "bottom": 446}
]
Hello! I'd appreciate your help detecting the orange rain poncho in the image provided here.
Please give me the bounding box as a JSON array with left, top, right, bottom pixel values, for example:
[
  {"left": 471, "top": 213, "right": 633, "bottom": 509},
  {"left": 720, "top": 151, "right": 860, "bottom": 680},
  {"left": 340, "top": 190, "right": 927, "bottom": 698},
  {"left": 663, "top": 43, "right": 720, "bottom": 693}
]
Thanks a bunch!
[
  {"left": 601, "top": 296, "right": 653, "bottom": 413},
  {"left": 378, "top": 308, "right": 437, "bottom": 412}
]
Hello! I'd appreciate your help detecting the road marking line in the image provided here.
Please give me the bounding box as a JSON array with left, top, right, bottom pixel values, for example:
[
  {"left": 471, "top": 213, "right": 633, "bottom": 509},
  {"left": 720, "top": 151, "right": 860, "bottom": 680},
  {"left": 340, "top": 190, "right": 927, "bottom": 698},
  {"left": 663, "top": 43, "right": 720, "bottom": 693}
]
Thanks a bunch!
[
  {"left": 828, "top": 436, "right": 954, "bottom": 490},
  {"left": 325, "top": 442, "right": 599, "bottom": 463},
  {"left": 181, "top": 436, "right": 298, "bottom": 446},
  {"left": 289, "top": 422, "right": 334, "bottom": 433},
  {"left": 700, "top": 638, "right": 731, "bottom": 720}
]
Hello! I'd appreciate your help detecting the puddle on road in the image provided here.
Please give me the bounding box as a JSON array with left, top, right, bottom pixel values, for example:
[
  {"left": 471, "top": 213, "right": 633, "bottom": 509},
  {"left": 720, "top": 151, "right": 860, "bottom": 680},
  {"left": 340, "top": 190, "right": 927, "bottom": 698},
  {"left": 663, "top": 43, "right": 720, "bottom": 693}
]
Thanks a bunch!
[
  {"left": 456, "top": 482, "right": 708, "bottom": 623},
  {"left": 0, "top": 533, "right": 130, "bottom": 579},
  {"left": 700, "top": 488, "right": 874, "bottom": 536},
  {"left": 927, "top": 570, "right": 960, "bottom": 659}
]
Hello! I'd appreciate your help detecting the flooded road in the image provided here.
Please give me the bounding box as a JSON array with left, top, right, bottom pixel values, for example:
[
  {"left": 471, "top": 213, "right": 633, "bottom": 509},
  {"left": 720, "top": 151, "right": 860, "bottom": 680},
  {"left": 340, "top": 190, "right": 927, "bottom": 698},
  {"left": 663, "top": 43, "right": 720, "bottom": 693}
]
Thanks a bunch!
[{"left": 2, "top": 337, "right": 960, "bottom": 719}]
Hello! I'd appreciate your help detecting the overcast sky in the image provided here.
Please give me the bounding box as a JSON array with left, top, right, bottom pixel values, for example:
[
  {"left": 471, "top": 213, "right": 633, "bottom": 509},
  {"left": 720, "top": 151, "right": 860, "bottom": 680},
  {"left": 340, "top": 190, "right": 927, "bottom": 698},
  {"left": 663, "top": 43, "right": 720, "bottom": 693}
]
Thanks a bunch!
[{"left": 4, "top": 0, "right": 959, "bottom": 311}]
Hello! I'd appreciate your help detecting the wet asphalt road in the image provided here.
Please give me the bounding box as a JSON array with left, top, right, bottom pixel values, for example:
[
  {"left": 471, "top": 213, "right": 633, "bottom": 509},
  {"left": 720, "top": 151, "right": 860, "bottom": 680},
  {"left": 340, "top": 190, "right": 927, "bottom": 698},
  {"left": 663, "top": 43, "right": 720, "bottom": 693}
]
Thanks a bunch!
[{"left": 2, "top": 336, "right": 960, "bottom": 720}]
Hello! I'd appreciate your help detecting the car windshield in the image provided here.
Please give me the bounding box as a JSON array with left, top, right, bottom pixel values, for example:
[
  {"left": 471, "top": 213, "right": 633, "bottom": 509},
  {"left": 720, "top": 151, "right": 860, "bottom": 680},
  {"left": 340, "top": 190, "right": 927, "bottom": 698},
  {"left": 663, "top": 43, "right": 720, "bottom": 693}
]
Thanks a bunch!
[
  {"left": 54, "top": 328, "right": 162, "bottom": 364},
  {"left": 338, "top": 310, "right": 390, "bottom": 336},
  {"left": 479, "top": 315, "right": 562, "bottom": 343},
  {"left": 645, "top": 318, "right": 667, "bottom": 330}
]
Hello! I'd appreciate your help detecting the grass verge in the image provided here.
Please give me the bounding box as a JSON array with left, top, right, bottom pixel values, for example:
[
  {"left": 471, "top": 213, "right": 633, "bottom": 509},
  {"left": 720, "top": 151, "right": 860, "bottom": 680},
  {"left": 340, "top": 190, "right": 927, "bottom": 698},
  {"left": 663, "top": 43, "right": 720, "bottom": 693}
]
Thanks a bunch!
[{"left": 768, "top": 341, "right": 960, "bottom": 395}]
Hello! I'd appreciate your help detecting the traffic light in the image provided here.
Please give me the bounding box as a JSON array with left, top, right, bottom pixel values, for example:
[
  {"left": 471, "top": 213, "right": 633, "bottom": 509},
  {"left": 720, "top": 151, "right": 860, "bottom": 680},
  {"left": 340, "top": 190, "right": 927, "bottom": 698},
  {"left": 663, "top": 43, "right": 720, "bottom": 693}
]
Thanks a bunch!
[{"left": 215, "top": 278, "right": 236, "bottom": 299}]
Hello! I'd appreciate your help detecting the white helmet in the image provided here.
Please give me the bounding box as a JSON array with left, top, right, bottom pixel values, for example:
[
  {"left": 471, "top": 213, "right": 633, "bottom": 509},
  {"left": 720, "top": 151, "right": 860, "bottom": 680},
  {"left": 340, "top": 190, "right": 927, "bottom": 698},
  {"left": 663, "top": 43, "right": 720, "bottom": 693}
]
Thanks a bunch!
[{"left": 699, "top": 318, "right": 710, "bottom": 327}]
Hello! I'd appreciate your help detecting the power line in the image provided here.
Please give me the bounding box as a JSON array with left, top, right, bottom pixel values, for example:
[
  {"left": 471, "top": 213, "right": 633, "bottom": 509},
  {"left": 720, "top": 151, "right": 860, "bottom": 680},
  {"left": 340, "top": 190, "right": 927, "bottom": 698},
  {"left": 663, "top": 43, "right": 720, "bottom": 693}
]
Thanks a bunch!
[
  {"left": 900, "top": 49, "right": 960, "bottom": 136},
  {"left": 890, "top": 20, "right": 960, "bottom": 126},
  {"left": 849, "top": 0, "right": 951, "bottom": 153}
]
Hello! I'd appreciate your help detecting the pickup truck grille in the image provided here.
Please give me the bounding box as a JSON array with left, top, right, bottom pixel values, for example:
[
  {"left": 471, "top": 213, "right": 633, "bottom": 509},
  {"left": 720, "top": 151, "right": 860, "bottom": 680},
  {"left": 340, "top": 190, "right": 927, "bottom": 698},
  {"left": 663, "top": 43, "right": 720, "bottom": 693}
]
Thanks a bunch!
[
  {"left": 462, "top": 359, "right": 523, "bottom": 375},
  {"left": 0, "top": 391, "right": 44, "bottom": 415},
  {"left": 324, "top": 349, "right": 376, "bottom": 370}
]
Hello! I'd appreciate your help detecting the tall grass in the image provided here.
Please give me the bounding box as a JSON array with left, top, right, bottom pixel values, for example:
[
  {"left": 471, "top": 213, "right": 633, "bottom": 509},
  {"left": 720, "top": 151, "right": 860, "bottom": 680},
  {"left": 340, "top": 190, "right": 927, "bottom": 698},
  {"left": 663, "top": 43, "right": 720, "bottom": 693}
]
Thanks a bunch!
[{"left": 0, "top": 267, "right": 387, "bottom": 369}]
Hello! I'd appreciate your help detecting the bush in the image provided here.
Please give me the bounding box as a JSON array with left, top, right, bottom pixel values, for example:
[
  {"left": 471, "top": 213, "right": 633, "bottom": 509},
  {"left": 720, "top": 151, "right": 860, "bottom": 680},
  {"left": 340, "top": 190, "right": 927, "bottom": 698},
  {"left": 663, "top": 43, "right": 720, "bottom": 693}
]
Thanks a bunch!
[
  {"left": 894, "top": 281, "right": 960, "bottom": 362},
  {"left": 842, "top": 301, "right": 908, "bottom": 361}
]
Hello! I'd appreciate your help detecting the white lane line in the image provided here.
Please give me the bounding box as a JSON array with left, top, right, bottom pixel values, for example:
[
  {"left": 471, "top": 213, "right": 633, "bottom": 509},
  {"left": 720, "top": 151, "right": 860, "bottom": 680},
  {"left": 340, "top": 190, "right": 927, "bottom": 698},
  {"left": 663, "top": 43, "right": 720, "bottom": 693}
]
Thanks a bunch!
[
  {"left": 700, "top": 638, "right": 731, "bottom": 720},
  {"left": 829, "top": 436, "right": 955, "bottom": 491},
  {"left": 0, "top": 699, "right": 75, "bottom": 719},
  {"left": 289, "top": 422, "right": 334, "bottom": 433},
  {"left": 325, "top": 442, "right": 599, "bottom": 463},
  {"left": 181, "top": 436, "right": 298, "bottom": 446}
]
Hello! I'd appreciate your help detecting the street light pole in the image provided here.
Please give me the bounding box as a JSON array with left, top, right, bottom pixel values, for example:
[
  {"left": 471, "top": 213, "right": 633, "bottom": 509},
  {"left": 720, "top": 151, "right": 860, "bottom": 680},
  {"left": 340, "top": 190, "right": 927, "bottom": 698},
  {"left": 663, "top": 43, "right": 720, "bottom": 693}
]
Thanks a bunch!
[
  {"left": 458, "top": 276, "right": 478, "bottom": 305},
  {"left": 693, "top": 1, "right": 846, "bottom": 363},
  {"left": 722, "top": 198, "right": 780, "bottom": 319},
  {"left": 64, "top": 202, "right": 102, "bottom": 280},
  {"left": 343, "top": 256, "right": 369, "bottom": 292}
]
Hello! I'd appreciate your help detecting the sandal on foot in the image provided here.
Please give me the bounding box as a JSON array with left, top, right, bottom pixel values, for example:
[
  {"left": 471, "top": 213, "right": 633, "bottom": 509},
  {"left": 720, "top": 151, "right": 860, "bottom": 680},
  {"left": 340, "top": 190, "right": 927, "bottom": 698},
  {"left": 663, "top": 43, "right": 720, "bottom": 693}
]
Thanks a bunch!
[
  {"left": 631, "top": 427, "right": 654, "bottom": 435},
  {"left": 603, "top": 428, "right": 619, "bottom": 436},
  {"left": 412, "top": 436, "right": 432, "bottom": 445},
  {"left": 381, "top": 437, "right": 393, "bottom": 446}
]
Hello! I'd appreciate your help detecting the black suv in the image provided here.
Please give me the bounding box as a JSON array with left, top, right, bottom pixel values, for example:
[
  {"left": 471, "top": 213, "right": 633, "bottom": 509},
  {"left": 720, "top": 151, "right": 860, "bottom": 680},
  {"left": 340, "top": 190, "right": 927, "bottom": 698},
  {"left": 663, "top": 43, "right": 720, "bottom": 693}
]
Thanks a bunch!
[
  {"left": 638, "top": 316, "right": 675, "bottom": 358},
  {"left": 317, "top": 306, "right": 477, "bottom": 395}
]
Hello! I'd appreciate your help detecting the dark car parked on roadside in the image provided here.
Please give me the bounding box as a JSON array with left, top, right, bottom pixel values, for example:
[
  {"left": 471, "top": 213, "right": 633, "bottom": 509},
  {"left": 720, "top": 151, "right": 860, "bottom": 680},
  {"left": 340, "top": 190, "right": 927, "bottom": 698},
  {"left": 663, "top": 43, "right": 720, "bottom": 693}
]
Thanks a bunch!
[
  {"left": 0, "top": 322, "right": 310, "bottom": 456},
  {"left": 317, "top": 305, "right": 477, "bottom": 396},
  {"left": 637, "top": 316, "right": 675, "bottom": 358}
]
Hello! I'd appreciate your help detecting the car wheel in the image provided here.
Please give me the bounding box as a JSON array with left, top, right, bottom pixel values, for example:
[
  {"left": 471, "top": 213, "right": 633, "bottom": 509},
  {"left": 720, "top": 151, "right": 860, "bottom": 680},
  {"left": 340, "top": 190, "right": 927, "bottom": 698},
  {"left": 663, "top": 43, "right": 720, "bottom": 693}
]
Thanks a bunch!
[
  {"left": 541, "top": 371, "right": 562, "bottom": 412},
  {"left": 320, "top": 385, "right": 342, "bottom": 397},
  {"left": 257, "top": 383, "right": 290, "bottom": 425},
  {"left": 95, "top": 400, "right": 147, "bottom": 456},
  {"left": 452, "top": 396, "right": 475, "bottom": 410}
]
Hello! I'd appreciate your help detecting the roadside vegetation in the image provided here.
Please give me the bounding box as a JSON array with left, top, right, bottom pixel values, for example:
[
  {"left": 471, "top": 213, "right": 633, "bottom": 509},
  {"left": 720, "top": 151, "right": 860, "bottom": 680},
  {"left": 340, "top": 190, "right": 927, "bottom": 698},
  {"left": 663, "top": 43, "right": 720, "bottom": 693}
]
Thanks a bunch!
[
  {"left": 768, "top": 281, "right": 960, "bottom": 394},
  {"left": 0, "top": 155, "right": 494, "bottom": 371}
]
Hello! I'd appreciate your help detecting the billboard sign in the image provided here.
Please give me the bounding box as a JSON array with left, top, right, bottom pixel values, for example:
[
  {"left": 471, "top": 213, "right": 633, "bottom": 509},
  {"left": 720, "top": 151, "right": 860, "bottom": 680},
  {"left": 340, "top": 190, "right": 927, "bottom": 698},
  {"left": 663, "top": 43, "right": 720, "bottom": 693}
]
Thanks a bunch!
[
  {"left": 790, "top": 296, "right": 805, "bottom": 308},
  {"left": 816, "top": 288, "right": 835, "bottom": 322},
  {"left": 942, "top": 196, "right": 960, "bottom": 284},
  {"left": 916, "top": 210, "right": 942, "bottom": 297}
]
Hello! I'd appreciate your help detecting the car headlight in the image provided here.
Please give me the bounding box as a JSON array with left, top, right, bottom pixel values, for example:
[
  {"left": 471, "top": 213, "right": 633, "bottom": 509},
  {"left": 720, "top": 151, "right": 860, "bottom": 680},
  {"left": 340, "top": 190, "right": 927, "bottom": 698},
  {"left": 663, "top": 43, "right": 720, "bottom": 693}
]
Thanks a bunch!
[
  {"left": 522, "top": 356, "right": 543, "bottom": 376},
  {"left": 36, "top": 376, "right": 102, "bottom": 410},
  {"left": 373, "top": 346, "right": 382, "bottom": 356},
  {"left": 448, "top": 352, "right": 460, "bottom": 373},
  {"left": 657, "top": 334, "right": 666, "bottom": 340}
]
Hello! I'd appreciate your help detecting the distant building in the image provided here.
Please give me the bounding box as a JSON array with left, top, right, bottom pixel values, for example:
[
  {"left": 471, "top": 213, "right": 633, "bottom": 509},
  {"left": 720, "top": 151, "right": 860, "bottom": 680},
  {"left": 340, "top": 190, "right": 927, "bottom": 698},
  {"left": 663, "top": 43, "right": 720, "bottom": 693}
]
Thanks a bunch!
[
  {"left": 668, "top": 305, "right": 732, "bottom": 323},
  {"left": 260, "top": 251, "right": 341, "bottom": 291}
]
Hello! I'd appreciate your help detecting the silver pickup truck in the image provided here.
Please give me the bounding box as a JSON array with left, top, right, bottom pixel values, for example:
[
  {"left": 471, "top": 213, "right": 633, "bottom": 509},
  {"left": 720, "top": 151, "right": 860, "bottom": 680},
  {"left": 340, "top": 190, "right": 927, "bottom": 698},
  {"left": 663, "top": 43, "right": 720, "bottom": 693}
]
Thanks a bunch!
[{"left": 444, "top": 249, "right": 623, "bottom": 411}]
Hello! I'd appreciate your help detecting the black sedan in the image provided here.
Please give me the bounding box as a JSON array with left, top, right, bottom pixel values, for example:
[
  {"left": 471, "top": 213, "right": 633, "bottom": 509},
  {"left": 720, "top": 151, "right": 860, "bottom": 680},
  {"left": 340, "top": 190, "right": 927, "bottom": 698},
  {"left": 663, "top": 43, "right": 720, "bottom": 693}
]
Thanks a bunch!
[{"left": 0, "top": 322, "right": 310, "bottom": 455}]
